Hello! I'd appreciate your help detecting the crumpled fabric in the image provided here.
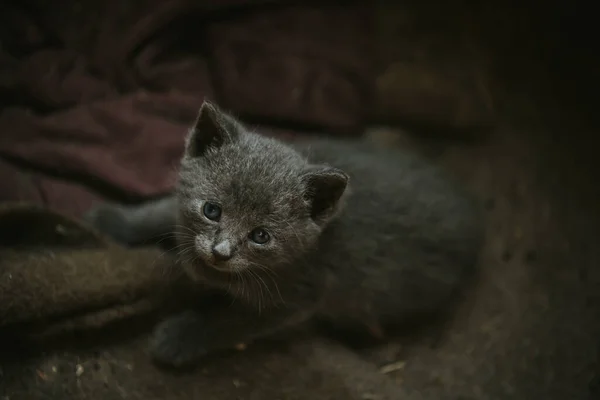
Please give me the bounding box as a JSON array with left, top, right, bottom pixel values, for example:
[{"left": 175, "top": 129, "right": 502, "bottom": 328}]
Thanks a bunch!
[{"left": 0, "top": 0, "right": 373, "bottom": 217}]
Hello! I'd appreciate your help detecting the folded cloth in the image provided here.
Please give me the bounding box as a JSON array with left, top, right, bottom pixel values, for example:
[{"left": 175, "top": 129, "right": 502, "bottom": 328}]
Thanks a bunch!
[{"left": 0, "top": 202, "right": 185, "bottom": 338}]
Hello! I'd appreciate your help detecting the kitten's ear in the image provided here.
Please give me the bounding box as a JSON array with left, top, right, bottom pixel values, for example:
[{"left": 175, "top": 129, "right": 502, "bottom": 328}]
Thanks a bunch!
[
  {"left": 185, "top": 101, "right": 241, "bottom": 158},
  {"left": 301, "top": 166, "right": 349, "bottom": 226}
]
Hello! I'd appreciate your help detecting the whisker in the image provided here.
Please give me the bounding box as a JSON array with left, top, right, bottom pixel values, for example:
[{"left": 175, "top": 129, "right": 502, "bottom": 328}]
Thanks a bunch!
[
  {"left": 246, "top": 269, "right": 264, "bottom": 314},
  {"left": 172, "top": 224, "right": 198, "bottom": 236},
  {"left": 251, "top": 268, "right": 275, "bottom": 313},
  {"left": 249, "top": 263, "right": 285, "bottom": 306},
  {"left": 229, "top": 271, "right": 240, "bottom": 307},
  {"left": 146, "top": 223, "right": 197, "bottom": 246}
]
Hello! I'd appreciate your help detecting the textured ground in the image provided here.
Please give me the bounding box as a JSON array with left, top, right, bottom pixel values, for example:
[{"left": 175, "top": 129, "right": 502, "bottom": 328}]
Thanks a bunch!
[{"left": 2, "top": 92, "right": 599, "bottom": 399}]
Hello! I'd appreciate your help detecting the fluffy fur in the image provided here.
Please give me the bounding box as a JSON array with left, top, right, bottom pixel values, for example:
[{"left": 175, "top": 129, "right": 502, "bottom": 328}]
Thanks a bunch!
[{"left": 85, "top": 101, "right": 483, "bottom": 367}]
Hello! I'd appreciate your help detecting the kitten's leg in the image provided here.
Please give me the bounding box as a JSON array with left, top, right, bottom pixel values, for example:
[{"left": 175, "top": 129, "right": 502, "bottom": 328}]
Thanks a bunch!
[
  {"left": 84, "top": 196, "right": 177, "bottom": 246},
  {"left": 149, "top": 304, "right": 311, "bottom": 368}
]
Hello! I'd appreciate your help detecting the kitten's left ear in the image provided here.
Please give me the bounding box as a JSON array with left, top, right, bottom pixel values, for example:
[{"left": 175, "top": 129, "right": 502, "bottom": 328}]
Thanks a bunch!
[
  {"left": 185, "top": 101, "right": 241, "bottom": 158},
  {"left": 301, "top": 166, "right": 349, "bottom": 226}
]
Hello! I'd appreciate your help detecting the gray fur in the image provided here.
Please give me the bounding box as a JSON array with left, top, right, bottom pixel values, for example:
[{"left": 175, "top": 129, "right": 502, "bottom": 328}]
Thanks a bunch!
[{"left": 85, "top": 101, "right": 483, "bottom": 368}]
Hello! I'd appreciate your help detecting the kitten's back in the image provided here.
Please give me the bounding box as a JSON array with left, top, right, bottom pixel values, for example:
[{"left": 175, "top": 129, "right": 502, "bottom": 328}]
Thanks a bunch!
[{"left": 293, "top": 138, "right": 483, "bottom": 322}]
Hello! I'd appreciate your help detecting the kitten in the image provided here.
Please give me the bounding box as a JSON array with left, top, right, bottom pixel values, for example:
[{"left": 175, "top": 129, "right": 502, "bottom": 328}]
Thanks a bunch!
[{"left": 85, "top": 101, "right": 483, "bottom": 367}]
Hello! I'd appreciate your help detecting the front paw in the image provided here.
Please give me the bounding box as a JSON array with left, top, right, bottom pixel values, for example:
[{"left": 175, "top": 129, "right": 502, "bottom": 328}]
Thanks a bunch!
[
  {"left": 149, "top": 311, "right": 209, "bottom": 368},
  {"left": 83, "top": 204, "right": 134, "bottom": 245}
]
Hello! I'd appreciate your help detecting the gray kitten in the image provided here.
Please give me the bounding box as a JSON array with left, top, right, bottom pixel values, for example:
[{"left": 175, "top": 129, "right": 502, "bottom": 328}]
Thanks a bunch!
[{"left": 85, "top": 101, "right": 483, "bottom": 367}]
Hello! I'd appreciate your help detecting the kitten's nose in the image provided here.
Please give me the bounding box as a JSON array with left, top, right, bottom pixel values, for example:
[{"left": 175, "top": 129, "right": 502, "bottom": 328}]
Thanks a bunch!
[{"left": 212, "top": 240, "right": 233, "bottom": 262}]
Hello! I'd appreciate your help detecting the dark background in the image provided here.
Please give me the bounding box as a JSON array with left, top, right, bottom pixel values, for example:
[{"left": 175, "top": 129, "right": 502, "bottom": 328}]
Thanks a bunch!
[{"left": 0, "top": 1, "right": 598, "bottom": 399}]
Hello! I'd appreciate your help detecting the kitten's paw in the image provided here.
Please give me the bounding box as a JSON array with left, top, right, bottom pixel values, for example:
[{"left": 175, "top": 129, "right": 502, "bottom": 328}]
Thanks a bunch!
[
  {"left": 149, "top": 311, "right": 209, "bottom": 368},
  {"left": 83, "top": 204, "right": 134, "bottom": 245}
]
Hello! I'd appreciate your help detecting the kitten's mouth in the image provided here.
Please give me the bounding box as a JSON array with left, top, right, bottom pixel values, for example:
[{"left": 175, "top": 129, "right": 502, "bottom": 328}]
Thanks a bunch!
[
  {"left": 194, "top": 254, "right": 236, "bottom": 274},
  {"left": 183, "top": 259, "right": 232, "bottom": 284},
  {"left": 205, "top": 263, "right": 232, "bottom": 273}
]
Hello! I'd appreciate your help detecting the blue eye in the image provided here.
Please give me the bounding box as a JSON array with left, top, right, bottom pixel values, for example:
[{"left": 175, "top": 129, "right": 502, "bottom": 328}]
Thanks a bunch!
[
  {"left": 203, "top": 202, "right": 222, "bottom": 221},
  {"left": 249, "top": 228, "right": 270, "bottom": 244}
]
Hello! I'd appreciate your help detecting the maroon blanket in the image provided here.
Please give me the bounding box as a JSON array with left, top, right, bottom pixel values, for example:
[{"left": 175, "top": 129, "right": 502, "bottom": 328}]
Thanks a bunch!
[{"left": 0, "top": 0, "right": 373, "bottom": 217}]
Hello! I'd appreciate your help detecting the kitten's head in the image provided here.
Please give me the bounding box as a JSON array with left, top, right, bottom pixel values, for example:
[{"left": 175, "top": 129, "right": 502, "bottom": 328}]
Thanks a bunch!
[{"left": 176, "top": 101, "right": 349, "bottom": 285}]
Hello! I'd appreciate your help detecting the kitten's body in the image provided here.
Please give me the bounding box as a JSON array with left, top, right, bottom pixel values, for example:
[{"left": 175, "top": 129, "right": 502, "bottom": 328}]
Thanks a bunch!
[
  {"left": 295, "top": 139, "right": 480, "bottom": 324},
  {"left": 86, "top": 102, "right": 483, "bottom": 367}
]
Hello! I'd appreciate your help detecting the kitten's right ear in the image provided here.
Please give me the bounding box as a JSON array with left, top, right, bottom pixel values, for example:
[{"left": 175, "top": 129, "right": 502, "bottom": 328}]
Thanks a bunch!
[{"left": 185, "top": 101, "right": 241, "bottom": 158}]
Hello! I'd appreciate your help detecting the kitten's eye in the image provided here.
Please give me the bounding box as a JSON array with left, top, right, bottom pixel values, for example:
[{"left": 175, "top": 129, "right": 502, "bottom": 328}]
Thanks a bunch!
[
  {"left": 203, "top": 202, "right": 222, "bottom": 221},
  {"left": 249, "top": 228, "right": 270, "bottom": 244}
]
